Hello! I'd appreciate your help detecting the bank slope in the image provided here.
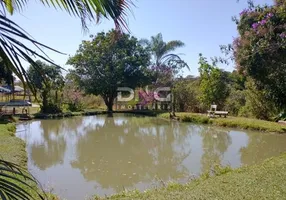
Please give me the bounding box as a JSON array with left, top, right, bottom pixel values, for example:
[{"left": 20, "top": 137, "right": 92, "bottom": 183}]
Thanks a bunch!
[
  {"left": 100, "top": 153, "right": 286, "bottom": 200},
  {"left": 0, "top": 123, "right": 27, "bottom": 166},
  {"left": 159, "top": 112, "right": 286, "bottom": 133}
]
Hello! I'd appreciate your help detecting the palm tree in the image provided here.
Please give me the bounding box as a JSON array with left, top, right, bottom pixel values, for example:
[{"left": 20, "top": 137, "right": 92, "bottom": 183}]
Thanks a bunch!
[
  {"left": 141, "top": 33, "right": 188, "bottom": 67},
  {"left": 140, "top": 33, "right": 189, "bottom": 112},
  {"left": 0, "top": 0, "right": 133, "bottom": 93}
]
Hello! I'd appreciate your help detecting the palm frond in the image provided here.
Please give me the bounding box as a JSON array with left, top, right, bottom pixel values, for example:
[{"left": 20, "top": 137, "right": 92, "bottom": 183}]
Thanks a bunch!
[
  {"left": 160, "top": 53, "right": 190, "bottom": 71},
  {"left": 0, "top": 13, "right": 65, "bottom": 96},
  {"left": 148, "top": 33, "right": 186, "bottom": 66},
  {"left": 0, "top": 0, "right": 133, "bottom": 94},
  {"left": 0, "top": 159, "right": 46, "bottom": 200},
  {"left": 2, "top": 0, "right": 133, "bottom": 31},
  {"left": 138, "top": 38, "right": 150, "bottom": 47},
  {"left": 164, "top": 40, "right": 185, "bottom": 54}
]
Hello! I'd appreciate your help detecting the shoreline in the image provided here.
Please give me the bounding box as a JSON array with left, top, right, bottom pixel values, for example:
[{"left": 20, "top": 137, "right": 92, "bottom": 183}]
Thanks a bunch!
[
  {"left": 28, "top": 110, "right": 286, "bottom": 133},
  {"left": 32, "top": 110, "right": 161, "bottom": 119},
  {"left": 3, "top": 111, "right": 286, "bottom": 199},
  {"left": 95, "top": 153, "right": 286, "bottom": 200},
  {"left": 158, "top": 112, "right": 286, "bottom": 134},
  {"left": 0, "top": 123, "right": 59, "bottom": 200}
]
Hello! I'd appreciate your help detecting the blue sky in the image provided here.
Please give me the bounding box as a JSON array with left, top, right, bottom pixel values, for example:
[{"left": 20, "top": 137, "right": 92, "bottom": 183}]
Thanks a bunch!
[{"left": 11, "top": 0, "right": 273, "bottom": 76}]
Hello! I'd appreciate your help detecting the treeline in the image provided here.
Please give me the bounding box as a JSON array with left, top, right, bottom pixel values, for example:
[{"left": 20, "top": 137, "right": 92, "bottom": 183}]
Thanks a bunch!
[
  {"left": 173, "top": 54, "right": 277, "bottom": 120},
  {"left": 173, "top": 0, "right": 286, "bottom": 121},
  {"left": 20, "top": 0, "right": 285, "bottom": 122}
]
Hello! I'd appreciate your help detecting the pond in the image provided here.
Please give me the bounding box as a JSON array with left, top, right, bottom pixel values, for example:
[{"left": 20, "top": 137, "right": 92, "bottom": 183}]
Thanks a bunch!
[{"left": 16, "top": 114, "right": 286, "bottom": 200}]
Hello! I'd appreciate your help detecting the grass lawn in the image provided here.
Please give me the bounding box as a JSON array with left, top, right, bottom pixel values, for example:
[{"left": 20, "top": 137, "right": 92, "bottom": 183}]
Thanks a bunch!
[
  {"left": 0, "top": 123, "right": 58, "bottom": 200},
  {"left": 159, "top": 112, "right": 286, "bottom": 133},
  {"left": 97, "top": 153, "right": 286, "bottom": 200},
  {"left": 0, "top": 123, "right": 26, "bottom": 166}
]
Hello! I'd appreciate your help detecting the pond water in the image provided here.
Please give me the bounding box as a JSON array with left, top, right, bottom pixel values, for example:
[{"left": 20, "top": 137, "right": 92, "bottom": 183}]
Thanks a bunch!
[{"left": 16, "top": 114, "right": 286, "bottom": 200}]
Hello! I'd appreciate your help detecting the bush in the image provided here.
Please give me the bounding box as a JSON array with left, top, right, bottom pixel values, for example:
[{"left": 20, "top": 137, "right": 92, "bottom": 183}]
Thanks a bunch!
[
  {"left": 181, "top": 114, "right": 210, "bottom": 124},
  {"left": 238, "top": 79, "right": 278, "bottom": 120},
  {"left": 41, "top": 103, "right": 62, "bottom": 114},
  {"left": 238, "top": 105, "right": 252, "bottom": 118},
  {"left": 224, "top": 89, "right": 246, "bottom": 116},
  {"left": 173, "top": 78, "right": 202, "bottom": 112},
  {"left": 82, "top": 95, "right": 104, "bottom": 109},
  {"left": 67, "top": 102, "right": 83, "bottom": 112},
  {"left": 274, "top": 112, "right": 286, "bottom": 122},
  {"left": 159, "top": 113, "right": 209, "bottom": 124}
]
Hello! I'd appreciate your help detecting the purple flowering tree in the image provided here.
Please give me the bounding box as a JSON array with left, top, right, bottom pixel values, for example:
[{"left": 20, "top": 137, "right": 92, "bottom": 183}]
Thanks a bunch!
[
  {"left": 234, "top": 1, "right": 286, "bottom": 110},
  {"left": 63, "top": 79, "right": 84, "bottom": 112}
]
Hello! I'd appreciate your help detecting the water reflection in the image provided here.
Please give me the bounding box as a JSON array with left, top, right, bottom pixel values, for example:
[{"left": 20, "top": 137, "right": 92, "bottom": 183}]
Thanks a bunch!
[
  {"left": 71, "top": 116, "right": 191, "bottom": 190},
  {"left": 16, "top": 115, "right": 286, "bottom": 200},
  {"left": 240, "top": 132, "right": 286, "bottom": 165},
  {"left": 199, "top": 127, "right": 232, "bottom": 172}
]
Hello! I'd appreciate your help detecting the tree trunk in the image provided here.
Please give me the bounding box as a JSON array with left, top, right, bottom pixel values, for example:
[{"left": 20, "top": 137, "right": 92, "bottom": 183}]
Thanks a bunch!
[
  {"left": 42, "top": 90, "right": 48, "bottom": 113},
  {"left": 155, "top": 100, "right": 158, "bottom": 110},
  {"left": 103, "top": 95, "right": 115, "bottom": 112},
  {"left": 55, "top": 90, "right": 58, "bottom": 104},
  {"left": 107, "top": 100, "right": 113, "bottom": 112}
]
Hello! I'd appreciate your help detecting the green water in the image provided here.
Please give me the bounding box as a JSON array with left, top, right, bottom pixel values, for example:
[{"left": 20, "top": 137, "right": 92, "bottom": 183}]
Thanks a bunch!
[{"left": 16, "top": 114, "right": 286, "bottom": 200}]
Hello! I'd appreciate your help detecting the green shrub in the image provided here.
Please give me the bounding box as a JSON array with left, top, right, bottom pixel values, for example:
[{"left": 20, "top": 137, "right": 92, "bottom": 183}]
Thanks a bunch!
[
  {"left": 224, "top": 89, "right": 246, "bottom": 116},
  {"left": 67, "top": 102, "right": 83, "bottom": 112},
  {"left": 41, "top": 103, "right": 62, "bottom": 114},
  {"left": 238, "top": 79, "right": 278, "bottom": 120},
  {"left": 82, "top": 95, "right": 104, "bottom": 109},
  {"left": 238, "top": 105, "right": 252, "bottom": 118},
  {"left": 180, "top": 114, "right": 209, "bottom": 124}
]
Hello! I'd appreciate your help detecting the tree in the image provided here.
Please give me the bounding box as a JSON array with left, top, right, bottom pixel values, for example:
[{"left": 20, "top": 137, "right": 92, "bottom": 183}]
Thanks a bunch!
[
  {"left": 27, "top": 60, "right": 64, "bottom": 113},
  {"left": 198, "top": 54, "right": 229, "bottom": 109},
  {"left": 63, "top": 72, "right": 85, "bottom": 111},
  {"left": 0, "top": 0, "right": 133, "bottom": 93},
  {"left": 142, "top": 33, "right": 185, "bottom": 66},
  {"left": 233, "top": 1, "right": 286, "bottom": 111},
  {"left": 141, "top": 33, "right": 188, "bottom": 82},
  {"left": 140, "top": 33, "right": 188, "bottom": 112},
  {"left": 67, "top": 30, "right": 150, "bottom": 112},
  {"left": 224, "top": 70, "right": 246, "bottom": 116}
]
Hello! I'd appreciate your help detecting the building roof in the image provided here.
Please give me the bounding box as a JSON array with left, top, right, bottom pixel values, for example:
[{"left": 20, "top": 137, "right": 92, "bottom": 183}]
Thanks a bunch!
[
  {"left": 0, "top": 100, "right": 32, "bottom": 107},
  {"left": 0, "top": 85, "right": 24, "bottom": 93},
  {"left": 0, "top": 86, "right": 11, "bottom": 93}
]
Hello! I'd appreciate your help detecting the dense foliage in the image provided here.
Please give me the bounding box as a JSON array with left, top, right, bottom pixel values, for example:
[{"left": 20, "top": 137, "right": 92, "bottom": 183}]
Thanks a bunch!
[
  {"left": 63, "top": 74, "right": 104, "bottom": 111},
  {"left": 173, "top": 76, "right": 201, "bottom": 112},
  {"left": 198, "top": 54, "right": 229, "bottom": 108},
  {"left": 234, "top": 0, "right": 286, "bottom": 110},
  {"left": 0, "top": 63, "right": 13, "bottom": 85}
]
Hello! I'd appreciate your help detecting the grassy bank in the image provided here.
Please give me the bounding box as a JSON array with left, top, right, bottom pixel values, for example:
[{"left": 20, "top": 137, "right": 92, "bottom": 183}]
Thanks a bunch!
[
  {"left": 33, "top": 110, "right": 286, "bottom": 133},
  {"left": 159, "top": 112, "right": 286, "bottom": 133},
  {"left": 0, "top": 123, "right": 58, "bottom": 199},
  {"left": 33, "top": 109, "right": 162, "bottom": 119},
  {"left": 96, "top": 153, "right": 286, "bottom": 200},
  {"left": 0, "top": 123, "right": 26, "bottom": 166}
]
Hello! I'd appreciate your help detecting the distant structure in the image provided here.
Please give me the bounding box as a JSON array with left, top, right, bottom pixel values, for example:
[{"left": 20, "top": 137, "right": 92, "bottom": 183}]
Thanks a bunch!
[{"left": 0, "top": 85, "right": 32, "bottom": 117}]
